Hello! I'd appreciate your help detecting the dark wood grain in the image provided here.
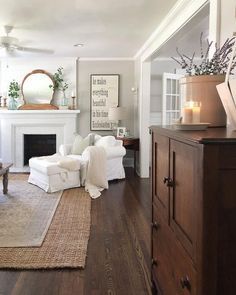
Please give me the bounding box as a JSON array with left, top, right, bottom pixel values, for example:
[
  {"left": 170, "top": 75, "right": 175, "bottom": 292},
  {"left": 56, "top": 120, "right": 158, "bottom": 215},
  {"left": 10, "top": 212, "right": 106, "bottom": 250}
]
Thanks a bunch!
[
  {"left": 169, "top": 139, "right": 198, "bottom": 259},
  {"left": 151, "top": 126, "right": 236, "bottom": 295},
  {"left": 116, "top": 137, "right": 140, "bottom": 172},
  {"left": 0, "top": 168, "right": 151, "bottom": 295},
  {"left": 150, "top": 125, "right": 236, "bottom": 144},
  {"left": 152, "top": 133, "right": 169, "bottom": 221}
]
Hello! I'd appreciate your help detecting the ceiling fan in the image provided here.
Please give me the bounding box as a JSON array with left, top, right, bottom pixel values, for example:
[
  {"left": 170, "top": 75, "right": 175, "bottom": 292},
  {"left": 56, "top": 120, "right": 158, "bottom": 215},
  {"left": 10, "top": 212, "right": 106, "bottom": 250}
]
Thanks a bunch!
[{"left": 0, "top": 25, "right": 54, "bottom": 55}]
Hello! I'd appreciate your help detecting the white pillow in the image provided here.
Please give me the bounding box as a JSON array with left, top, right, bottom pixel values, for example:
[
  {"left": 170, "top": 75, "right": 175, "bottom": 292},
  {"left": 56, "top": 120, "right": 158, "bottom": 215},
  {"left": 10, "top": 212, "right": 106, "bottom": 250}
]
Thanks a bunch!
[{"left": 71, "top": 134, "right": 94, "bottom": 155}]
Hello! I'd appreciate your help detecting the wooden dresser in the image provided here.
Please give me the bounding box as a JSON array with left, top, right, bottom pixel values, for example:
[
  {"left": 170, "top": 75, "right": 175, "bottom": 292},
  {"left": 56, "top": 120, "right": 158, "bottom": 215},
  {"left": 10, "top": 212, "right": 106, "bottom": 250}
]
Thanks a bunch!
[{"left": 150, "top": 126, "right": 236, "bottom": 295}]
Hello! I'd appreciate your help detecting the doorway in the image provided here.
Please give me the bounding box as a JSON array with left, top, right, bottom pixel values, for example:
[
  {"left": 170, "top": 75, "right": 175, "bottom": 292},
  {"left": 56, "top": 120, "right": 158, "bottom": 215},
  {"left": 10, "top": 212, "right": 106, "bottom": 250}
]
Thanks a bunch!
[
  {"left": 138, "top": 1, "right": 212, "bottom": 177},
  {"left": 150, "top": 4, "right": 210, "bottom": 127}
]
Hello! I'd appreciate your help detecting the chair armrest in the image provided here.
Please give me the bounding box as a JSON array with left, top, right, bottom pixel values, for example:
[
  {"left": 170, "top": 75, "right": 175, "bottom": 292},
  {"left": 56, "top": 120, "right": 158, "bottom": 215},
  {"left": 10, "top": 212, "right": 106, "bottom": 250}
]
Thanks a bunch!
[
  {"left": 59, "top": 144, "right": 72, "bottom": 156},
  {"left": 95, "top": 135, "right": 123, "bottom": 148},
  {"left": 115, "top": 139, "right": 123, "bottom": 147},
  {"left": 104, "top": 146, "right": 126, "bottom": 159}
]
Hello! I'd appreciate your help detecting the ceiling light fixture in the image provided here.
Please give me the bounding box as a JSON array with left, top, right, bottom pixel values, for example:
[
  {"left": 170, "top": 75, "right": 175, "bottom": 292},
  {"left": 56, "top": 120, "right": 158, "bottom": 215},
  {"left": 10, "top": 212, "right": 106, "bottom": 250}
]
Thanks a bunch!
[{"left": 73, "top": 43, "right": 84, "bottom": 47}]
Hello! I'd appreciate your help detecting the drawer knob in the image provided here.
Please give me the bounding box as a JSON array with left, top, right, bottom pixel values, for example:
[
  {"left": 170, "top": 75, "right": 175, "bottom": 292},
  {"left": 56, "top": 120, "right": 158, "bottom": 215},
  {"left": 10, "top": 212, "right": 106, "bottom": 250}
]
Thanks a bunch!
[
  {"left": 163, "top": 177, "right": 174, "bottom": 187},
  {"left": 152, "top": 221, "right": 160, "bottom": 230},
  {"left": 152, "top": 258, "right": 158, "bottom": 267},
  {"left": 180, "top": 276, "right": 191, "bottom": 290},
  {"left": 163, "top": 177, "right": 169, "bottom": 184}
]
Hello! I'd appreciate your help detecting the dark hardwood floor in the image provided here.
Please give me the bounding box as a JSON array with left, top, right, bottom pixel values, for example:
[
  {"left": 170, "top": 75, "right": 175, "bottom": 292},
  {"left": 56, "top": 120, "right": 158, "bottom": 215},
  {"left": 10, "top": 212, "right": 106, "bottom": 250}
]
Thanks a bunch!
[{"left": 0, "top": 168, "right": 151, "bottom": 295}]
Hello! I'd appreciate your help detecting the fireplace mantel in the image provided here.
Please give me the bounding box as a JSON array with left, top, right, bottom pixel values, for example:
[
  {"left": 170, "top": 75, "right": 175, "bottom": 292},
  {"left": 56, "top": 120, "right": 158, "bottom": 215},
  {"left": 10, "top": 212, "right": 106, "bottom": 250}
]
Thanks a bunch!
[
  {"left": 0, "top": 109, "right": 80, "bottom": 115},
  {"left": 0, "top": 109, "right": 80, "bottom": 172}
]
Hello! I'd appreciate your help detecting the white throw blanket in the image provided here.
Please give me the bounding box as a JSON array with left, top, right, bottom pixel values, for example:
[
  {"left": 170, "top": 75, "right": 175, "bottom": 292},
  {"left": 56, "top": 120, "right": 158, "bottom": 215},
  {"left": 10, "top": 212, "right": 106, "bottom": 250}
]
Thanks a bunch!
[
  {"left": 38, "top": 154, "right": 80, "bottom": 171},
  {"left": 83, "top": 146, "right": 108, "bottom": 199}
]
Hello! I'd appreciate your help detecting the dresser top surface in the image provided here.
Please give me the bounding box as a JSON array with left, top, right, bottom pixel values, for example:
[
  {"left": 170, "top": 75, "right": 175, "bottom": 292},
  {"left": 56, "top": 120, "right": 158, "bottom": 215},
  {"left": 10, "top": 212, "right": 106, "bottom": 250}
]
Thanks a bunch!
[{"left": 150, "top": 126, "right": 236, "bottom": 144}]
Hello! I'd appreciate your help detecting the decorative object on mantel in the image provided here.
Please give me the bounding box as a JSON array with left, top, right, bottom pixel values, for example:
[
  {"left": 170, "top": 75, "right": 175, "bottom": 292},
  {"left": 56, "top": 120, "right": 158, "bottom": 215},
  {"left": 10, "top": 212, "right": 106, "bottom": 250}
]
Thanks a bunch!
[
  {"left": 8, "top": 80, "right": 20, "bottom": 110},
  {"left": 217, "top": 36, "right": 236, "bottom": 129},
  {"left": 70, "top": 91, "right": 76, "bottom": 110},
  {"left": 50, "top": 67, "right": 69, "bottom": 107},
  {"left": 3, "top": 97, "right": 7, "bottom": 108},
  {"left": 172, "top": 34, "right": 236, "bottom": 127},
  {"left": 18, "top": 69, "right": 58, "bottom": 110},
  {"left": 0, "top": 95, "right": 6, "bottom": 108}
]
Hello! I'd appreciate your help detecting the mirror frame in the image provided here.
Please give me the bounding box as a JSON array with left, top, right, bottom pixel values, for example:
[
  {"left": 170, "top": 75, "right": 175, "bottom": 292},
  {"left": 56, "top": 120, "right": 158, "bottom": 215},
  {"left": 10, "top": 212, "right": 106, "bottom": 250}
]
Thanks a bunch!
[{"left": 19, "top": 69, "right": 58, "bottom": 110}]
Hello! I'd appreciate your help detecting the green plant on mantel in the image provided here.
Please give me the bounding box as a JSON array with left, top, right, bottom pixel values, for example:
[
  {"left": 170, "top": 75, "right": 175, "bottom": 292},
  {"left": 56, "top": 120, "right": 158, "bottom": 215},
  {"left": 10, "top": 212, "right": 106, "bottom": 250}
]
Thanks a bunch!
[
  {"left": 172, "top": 33, "right": 236, "bottom": 76},
  {"left": 49, "top": 67, "right": 68, "bottom": 93},
  {"left": 8, "top": 80, "right": 20, "bottom": 98}
]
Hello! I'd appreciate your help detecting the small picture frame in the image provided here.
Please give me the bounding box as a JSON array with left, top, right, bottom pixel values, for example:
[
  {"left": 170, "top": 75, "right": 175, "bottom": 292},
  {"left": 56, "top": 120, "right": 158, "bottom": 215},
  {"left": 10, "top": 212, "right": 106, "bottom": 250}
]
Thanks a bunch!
[{"left": 117, "top": 127, "right": 126, "bottom": 138}]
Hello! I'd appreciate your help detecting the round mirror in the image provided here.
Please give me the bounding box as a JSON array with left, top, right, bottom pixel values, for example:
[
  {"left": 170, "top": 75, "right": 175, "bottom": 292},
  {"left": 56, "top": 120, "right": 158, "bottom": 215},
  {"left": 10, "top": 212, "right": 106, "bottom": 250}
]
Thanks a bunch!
[{"left": 20, "top": 69, "right": 58, "bottom": 110}]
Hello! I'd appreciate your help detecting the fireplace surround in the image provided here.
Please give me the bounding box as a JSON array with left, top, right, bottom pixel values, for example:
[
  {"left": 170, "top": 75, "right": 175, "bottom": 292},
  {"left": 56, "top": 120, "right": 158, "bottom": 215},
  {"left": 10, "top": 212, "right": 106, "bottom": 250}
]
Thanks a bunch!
[{"left": 0, "top": 110, "right": 80, "bottom": 172}]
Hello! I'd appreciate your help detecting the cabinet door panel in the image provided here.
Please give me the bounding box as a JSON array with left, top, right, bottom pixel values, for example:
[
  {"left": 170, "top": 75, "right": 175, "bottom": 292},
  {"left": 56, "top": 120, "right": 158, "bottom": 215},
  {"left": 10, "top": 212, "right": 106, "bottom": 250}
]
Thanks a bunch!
[
  {"left": 152, "top": 204, "right": 197, "bottom": 295},
  {"left": 152, "top": 133, "right": 169, "bottom": 220},
  {"left": 170, "top": 139, "right": 197, "bottom": 258}
]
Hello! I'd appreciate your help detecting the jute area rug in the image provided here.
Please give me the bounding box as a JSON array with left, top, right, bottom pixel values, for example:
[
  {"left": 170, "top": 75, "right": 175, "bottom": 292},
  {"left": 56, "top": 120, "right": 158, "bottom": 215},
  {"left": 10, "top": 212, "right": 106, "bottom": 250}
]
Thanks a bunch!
[
  {"left": 0, "top": 175, "right": 62, "bottom": 247},
  {"left": 0, "top": 175, "right": 91, "bottom": 269}
]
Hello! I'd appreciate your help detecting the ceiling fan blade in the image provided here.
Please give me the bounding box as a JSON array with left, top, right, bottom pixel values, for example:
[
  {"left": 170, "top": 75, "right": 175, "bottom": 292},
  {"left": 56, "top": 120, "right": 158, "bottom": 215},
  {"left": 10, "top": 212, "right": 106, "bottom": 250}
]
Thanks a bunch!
[
  {"left": 17, "top": 46, "right": 54, "bottom": 54},
  {"left": 0, "top": 47, "right": 19, "bottom": 57}
]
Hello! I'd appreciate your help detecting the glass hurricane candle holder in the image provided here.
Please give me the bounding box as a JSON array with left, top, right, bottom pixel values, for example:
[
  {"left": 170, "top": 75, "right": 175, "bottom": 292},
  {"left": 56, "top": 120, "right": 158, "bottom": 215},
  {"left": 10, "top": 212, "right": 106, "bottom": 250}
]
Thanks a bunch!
[{"left": 182, "top": 101, "right": 201, "bottom": 124}]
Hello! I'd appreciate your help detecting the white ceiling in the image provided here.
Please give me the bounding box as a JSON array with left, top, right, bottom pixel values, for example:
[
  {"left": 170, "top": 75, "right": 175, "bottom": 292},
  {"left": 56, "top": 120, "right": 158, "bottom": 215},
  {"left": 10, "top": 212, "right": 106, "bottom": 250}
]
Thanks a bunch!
[
  {"left": 152, "top": 3, "right": 210, "bottom": 59},
  {"left": 0, "top": 0, "right": 178, "bottom": 58}
]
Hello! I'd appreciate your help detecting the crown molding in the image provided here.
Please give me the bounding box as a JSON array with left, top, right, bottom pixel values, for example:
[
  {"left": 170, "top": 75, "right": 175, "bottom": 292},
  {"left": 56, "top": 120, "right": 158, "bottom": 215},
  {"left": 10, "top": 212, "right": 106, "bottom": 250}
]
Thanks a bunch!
[
  {"left": 79, "top": 57, "right": 134, "bottom": 61},
  {"left": 134, "top": 0, "right": 209, "bottom": 61}
]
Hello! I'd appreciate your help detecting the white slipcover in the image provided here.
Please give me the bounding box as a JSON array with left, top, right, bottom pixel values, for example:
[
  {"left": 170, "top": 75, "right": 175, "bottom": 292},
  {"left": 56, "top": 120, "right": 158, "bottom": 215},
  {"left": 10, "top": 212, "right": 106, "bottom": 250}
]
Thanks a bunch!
[
  {"left": 28, "top": 135, "right": 126, "bottom": 193},
  {"left": 59, "top": 134, "right": 126, "bottom": 182}
]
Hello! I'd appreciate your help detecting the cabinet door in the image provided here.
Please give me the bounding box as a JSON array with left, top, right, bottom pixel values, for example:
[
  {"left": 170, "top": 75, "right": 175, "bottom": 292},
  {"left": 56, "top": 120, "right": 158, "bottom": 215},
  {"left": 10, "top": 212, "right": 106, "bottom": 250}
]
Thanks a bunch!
[
  {"left": 152, "top": 204, "right": 197, "bottom": 295},
  {"left": 169, "top": 139, "right": 198, "bottom": 258},
  {"left": 152, "top": 133, "right": 169, "bottom": 220}
]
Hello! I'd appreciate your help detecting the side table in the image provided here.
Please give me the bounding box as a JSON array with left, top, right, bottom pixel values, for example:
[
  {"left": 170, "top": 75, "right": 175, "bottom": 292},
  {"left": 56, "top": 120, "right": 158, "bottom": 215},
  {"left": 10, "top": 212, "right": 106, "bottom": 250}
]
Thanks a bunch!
[
  {"left": 0, "top": 163, "right": 13, "bottom": 194},
  {"left": 116, "top": 137, "right": 139, "bottom": 173}
]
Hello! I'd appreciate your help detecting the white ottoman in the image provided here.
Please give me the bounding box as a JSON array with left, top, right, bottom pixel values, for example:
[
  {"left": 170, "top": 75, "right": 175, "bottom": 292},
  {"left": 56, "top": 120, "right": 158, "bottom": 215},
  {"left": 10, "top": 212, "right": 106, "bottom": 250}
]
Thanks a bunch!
[{"left": 28, "top": 156, "right": 81, "bottom": 193}]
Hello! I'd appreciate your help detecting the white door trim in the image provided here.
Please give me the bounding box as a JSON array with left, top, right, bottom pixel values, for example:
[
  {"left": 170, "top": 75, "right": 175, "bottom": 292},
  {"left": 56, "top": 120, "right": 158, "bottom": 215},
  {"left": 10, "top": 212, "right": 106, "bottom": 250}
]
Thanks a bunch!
[{"left": 137, "top": 0, "right": 220, "bottom": 178}]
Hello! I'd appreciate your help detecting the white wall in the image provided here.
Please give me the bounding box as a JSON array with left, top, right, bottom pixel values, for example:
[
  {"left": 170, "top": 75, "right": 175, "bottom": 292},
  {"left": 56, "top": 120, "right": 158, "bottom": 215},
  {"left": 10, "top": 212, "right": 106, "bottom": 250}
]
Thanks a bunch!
[
  {"left": 0, "top": 57, "right": 76, "bottom": 105},
  {"left": 220, "top": 0, "right": 236, "bottom": 43},
  {"left": 135, "top": 0, "right": 209, "bottom": 177},
  {"left": 0, "top": 57, "right": 77, "bottom": 160},
  {"left": 150, "top": 59, "right": 177, "bottom": 113}
]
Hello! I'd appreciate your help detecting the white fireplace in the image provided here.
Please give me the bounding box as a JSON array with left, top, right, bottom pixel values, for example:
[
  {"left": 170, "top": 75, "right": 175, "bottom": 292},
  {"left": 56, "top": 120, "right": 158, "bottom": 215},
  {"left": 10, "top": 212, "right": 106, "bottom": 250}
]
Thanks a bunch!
[{"left": 0, "top": 109, "right": 80, "bottom": 172}]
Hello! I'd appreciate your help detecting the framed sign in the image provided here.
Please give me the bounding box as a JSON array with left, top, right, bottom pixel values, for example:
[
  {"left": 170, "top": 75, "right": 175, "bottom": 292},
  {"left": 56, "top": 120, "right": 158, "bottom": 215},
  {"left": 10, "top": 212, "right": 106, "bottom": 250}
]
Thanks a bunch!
[{"left": 90, "top": 74, "right": 119, "bottom": 131}]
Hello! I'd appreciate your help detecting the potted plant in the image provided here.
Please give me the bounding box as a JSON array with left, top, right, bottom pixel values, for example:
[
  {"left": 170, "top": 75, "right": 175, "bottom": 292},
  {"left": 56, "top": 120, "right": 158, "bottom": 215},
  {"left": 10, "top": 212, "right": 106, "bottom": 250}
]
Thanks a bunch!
[
  {"left": 172, "top": 34, "right": 236, "bottom": 126},
  {"left": 49, "top": 67, "right": 69, "bottom": 106},
  {"left": 8, "top": 80, "right": 20, "bottom": 110}
]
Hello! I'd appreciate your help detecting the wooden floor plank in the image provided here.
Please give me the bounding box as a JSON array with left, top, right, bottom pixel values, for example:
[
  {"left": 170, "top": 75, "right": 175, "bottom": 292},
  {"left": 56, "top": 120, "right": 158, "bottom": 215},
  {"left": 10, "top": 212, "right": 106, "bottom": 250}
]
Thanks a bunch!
[{"left": 0, "top": 168, "right": 151, "bottom": 295}]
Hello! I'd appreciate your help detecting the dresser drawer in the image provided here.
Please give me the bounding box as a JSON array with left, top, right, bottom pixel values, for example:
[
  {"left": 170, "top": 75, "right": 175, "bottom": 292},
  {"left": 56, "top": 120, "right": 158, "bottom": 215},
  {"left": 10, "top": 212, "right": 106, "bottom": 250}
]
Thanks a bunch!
[{"left": 152, "top": 205, "right": 197, "bottom": 295}]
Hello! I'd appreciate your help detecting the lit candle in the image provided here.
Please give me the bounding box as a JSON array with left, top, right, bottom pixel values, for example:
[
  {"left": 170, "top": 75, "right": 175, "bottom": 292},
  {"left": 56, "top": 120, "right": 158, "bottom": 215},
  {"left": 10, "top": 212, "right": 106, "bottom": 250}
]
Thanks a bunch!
[
  {"left": 183, "top": 107, "right": 193, "bottom": 123},
  {"left": 182, "top": 101, "right": 201, "bottom": 124},
  {"left": 192, "top": 105, "right": 201, "bottom": 123},
  {"left": 183, "top": 101, "right": 194, "bottom": 123}
]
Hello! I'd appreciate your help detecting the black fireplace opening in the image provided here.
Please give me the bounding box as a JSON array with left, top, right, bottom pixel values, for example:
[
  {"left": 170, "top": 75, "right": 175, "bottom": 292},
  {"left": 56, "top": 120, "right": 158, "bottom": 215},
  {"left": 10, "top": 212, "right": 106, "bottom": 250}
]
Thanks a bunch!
[{"left": 24, "top": 134, "right": 56, "bottom": 166}]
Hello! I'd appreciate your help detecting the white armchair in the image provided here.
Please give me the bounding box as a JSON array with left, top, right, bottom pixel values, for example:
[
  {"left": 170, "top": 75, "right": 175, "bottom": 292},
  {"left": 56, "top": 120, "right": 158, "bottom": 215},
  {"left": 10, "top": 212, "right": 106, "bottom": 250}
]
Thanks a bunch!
[{"left": 59, "top": 134, "right": 126, "bottom": 182}]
